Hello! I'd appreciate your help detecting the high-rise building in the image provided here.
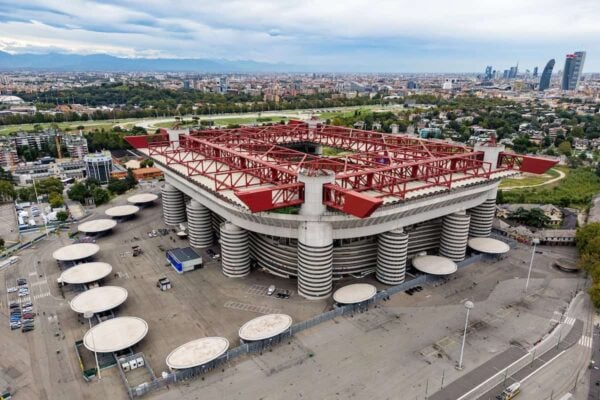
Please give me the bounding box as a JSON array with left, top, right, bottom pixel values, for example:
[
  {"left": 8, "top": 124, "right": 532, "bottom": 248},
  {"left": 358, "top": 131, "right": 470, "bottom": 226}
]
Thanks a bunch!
[
  {"left": 533, "top": 66, "right": 539, "bottom": 77},
  {"left": 484, "top": 66, "right": 493, "bottom": 80},
  {"left": 538, "top": 59, "right": 555, "bottom": 91},
  {"left": 508, "top": 64, "right": 519, "bottom": 79},
  {"left": 183, "top": 79, "right": 190, "bottom": 90},
  {"left": 219, "top": 76, "right": 229, "bottom": 94},
  {"left": 561, "top": 51, "right": 586, "bottom": 90}
]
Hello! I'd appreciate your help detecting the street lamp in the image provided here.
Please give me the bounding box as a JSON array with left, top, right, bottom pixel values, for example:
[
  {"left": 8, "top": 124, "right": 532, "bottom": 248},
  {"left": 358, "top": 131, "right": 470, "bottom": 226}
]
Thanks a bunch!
[
  {"left": 457, "top": 300, "right": 474, "bottom": 370},
  {"left": 84, "top": 311, "right": 101, "bottom": 380},
  {"left": 525, "top": 238, "right": 541, "bottom": 293}
]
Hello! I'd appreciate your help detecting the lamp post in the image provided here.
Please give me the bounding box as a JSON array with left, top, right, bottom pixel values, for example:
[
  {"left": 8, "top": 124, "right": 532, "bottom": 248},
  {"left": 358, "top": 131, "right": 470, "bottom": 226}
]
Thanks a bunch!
[
  {"left": 457, "top": 300, "right": 474, "bottom": 370},
  {"left": 84, "top": 311, "right": 101, "bottom": 380},
  {"left": 525, "top": 238, "right": 540, "bottom": 293}
]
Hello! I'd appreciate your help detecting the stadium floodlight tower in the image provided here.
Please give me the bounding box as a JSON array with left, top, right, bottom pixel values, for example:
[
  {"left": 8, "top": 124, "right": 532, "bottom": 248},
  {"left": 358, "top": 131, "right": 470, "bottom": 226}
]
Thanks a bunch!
[{"left": 124, "top": 122, "right": 558, "bottom": 300}]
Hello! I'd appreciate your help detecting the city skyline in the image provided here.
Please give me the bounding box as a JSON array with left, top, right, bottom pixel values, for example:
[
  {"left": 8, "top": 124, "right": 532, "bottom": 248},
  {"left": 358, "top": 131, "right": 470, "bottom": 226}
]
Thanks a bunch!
[{"left": 0, "top": 0, "right": 599, "bottom": 72}]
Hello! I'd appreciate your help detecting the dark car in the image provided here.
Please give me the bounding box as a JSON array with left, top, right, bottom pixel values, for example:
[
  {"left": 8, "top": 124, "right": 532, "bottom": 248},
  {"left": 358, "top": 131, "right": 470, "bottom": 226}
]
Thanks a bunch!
[
  {"left": 21, "top": 325, "right": 34, "bottom": 332},
  {"left": 9, "top": 303, "right": 20, "bottom": 309},
  {"left": 207, "top": 249, "right": 216, "bottom": 258}
]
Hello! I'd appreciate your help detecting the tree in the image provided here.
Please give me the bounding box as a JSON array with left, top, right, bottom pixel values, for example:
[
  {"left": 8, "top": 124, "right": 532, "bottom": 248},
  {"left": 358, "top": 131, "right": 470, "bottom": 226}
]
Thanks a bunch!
[
  {"left": 510, "top": 207, "right": 551, "bottom": 228},
  {"left": 0, "top": 238, "right": 4, "bottom": 248},
  {"left": 107, "top": 178, "right": 130, "bottom": 195},
  {"left": 125, "top": 169, "right": 137, "bottom": 189},
  {"left": 92, "top": 187, "right": 110, "bottom": 205},
  {"left": 558, "top": 141, "right": 572, "bottom": 156},
  {"left": 36, "top": 177, "right": 64, "bottom": 196},
  {"left": 17, "top": 187, "right": 31, "bottom": 202},
  {"left": 67, "top": 181, "right": 90, "bottom": 203},
  {"left": 56, "top": 210, "right": 69, "bottom": 222},
  {"left": 48, "top": 192, "right": 64, "bottom": 208},
  {"left": 0, "top": 180, "right": 15, "bottom": 202},
  {"left": 589, "top": 282, "right": 600, "bottom": 309}
]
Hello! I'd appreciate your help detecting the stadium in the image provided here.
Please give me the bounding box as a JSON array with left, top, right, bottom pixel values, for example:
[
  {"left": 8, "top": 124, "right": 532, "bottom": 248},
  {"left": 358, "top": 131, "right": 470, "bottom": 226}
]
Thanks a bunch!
[{"left": 125, "top": 120, "right": 556, "bottom": 299}]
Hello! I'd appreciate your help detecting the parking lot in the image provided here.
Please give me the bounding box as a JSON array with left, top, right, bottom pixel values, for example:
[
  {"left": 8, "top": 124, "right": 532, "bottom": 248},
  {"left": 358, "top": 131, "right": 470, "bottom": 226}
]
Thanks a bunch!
[{"left": 0, "top": 187, "right": 586, "bottom": 400}]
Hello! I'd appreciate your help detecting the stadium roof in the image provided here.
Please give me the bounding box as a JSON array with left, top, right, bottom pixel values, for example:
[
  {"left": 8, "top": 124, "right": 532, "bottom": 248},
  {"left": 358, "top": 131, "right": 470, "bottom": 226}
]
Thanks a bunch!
[{"left": 126, "top": 122, "right": 557, "bottom": 218}]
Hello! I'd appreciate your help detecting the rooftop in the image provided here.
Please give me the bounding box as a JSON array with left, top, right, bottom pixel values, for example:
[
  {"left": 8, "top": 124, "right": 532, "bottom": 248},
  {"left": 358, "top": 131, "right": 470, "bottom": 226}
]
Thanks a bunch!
[
  {"left": 125, "top": 122, "right": 556, "bottom": 218},
  {"left": 166, "top": 337, "right": 229, "bottom": 370},
  {"left": 167, "top": 247, "right": 201, "bottom": 263}
]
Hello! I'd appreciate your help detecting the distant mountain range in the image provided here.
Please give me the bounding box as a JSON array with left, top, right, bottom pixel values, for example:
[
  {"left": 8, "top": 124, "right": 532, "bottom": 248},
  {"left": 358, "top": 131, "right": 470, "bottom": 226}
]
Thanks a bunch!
[{"left": 0, "top": 51, "right": 305, "bottom": 73}]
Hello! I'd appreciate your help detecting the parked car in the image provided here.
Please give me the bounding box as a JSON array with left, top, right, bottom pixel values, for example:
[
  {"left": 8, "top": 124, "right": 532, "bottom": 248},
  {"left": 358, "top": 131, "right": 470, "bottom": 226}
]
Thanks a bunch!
[
  {"left": 22, "top": 325, "right": 34, "bottom": 333},
  {"left": 9, "top": 302, "right": 19, "bottom": 309},
  {"left": 10, "top": 323, "right": 21, "bottom": 330},
  {"left": 7, "top": 287, "right": 17, "bottom": 293},
  {"left": 17, "top": 278, "right": 27, "bottom": 286},
  {"left": 207, "top": 249, "right": 216, "bottom": 258},
  {"left": 22, "top": 313, "right": 34, "bottom": 319},
  {"left": 22, "top": 307, "right": 33, "bottom": 313},
  {"left": 267, "top": 285, "right": 276, "bottom": 296},
  {"left": 18, "top": 292, "right": 28, "bottom": 297},
  {"left": 22, "top": 302, "right": 32, "bottom": 308}
]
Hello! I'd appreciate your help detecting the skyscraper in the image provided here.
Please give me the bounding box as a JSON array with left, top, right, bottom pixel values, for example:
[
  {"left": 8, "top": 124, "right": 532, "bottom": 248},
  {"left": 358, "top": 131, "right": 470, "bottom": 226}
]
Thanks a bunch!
[
  {"left": 508, "top": 64, "right": 519, "bottom": 79},
  {"left": 561, "top": 51, "right": 586, "bottom": 90},
  {"left": 538, "top": 59, "right": 555, "bottom": 91},
  {"left": 484, "top": 66, "right": 493, "bottom": 80},
  {"left": 533, "top": 66, "right": 538, "bottom": 77}
]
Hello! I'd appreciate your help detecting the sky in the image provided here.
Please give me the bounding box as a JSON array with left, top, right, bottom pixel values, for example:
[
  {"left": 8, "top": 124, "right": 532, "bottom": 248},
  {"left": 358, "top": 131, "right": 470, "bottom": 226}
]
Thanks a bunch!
[{"left": 0, "top": 0, "right": 599, "bottom": 72}]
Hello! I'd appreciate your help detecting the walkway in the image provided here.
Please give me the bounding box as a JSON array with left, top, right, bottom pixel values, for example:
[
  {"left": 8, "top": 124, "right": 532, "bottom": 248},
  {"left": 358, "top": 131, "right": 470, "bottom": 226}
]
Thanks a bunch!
[{"left": 501, "top": 168, "right": 565, "bottom": 191}]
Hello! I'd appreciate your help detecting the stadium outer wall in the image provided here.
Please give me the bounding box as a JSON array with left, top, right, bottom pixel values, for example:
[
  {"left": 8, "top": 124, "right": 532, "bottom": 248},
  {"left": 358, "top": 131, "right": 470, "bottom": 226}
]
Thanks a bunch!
[{"left": 159, "top": 166, "right": 499, "bottom": 299}]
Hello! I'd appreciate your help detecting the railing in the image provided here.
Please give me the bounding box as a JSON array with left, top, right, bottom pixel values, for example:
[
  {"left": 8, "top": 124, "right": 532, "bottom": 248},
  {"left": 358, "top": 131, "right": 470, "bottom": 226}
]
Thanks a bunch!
[{"left": 125, "top": 254, "right": 486, "bottom": 398}]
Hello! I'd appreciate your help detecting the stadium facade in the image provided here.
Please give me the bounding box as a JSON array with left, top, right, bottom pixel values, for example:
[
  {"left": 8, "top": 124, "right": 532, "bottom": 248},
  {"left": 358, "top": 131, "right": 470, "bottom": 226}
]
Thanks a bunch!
[{"left": 126, "top": 121, "right": 556, "bottom": 299}]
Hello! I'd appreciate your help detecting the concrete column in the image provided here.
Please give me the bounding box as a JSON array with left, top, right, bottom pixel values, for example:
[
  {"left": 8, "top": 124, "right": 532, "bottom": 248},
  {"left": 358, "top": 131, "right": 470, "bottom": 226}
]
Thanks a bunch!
[
  {"left": 297, "top": 170, "right": 335, "bottom": 217},
  {"left": 439, "top": 212, "right": 471, "bottom": 262},
  {"left": 376, "top": 228, "right": 408, "bottom": 285},
  {"left": 186, "top": 200, "right": 213, "bottom": 248},
  {"left": 297, "top": 221, "right": 333, "bottom": 299},
  {"left": 220, "top": 222, "right": 250, "bottom": 278},
  {"left": 468, "top": 199, "right": 496, "bottom": 237},
  {"left": 474, "top": 143, "right": 505, "bottom": 170},
  {"left": 161, "top": 183, "right": 186, "bottom": 226}
]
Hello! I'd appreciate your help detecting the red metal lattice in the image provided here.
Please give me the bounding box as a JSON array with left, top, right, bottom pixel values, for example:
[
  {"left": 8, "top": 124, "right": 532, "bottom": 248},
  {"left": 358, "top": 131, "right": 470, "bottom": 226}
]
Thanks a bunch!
[{"left": 125, "top": 122, "right": 557, "bottom": 218}]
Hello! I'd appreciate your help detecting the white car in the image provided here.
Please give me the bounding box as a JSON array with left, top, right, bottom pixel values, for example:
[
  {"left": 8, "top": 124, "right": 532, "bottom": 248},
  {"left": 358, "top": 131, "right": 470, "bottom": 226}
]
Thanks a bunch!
[
  {"left": 7, "top": 287, "right": 17, "bottom": 293},
  {"left": 18, "top": 292, "right": 28, "bottom": 297}
]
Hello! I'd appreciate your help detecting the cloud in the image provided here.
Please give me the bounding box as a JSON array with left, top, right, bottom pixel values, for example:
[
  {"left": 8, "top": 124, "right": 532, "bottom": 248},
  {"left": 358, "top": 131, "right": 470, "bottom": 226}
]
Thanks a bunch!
[{"left": 0, "top": 0, "right": 598, "bottom": 71}]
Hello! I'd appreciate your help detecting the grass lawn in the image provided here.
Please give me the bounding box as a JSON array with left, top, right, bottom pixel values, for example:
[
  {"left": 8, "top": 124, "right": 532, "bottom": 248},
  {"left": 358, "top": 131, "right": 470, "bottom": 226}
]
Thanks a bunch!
[
  {"left": 154, "top": 116, "right": 288, "bottom": 128},
  {"left": 499, "top": 168, "right": 561, "bottom": 188},
  {"left": 0, "top": 119, "right": 140, "bottom": 135},
  {"left": 501, "top": 167, "right": 600, "bottom": 209}
]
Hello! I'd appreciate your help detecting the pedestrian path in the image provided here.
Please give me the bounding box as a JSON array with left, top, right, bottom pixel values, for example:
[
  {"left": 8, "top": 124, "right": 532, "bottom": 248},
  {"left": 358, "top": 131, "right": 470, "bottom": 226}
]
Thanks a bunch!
[{"left": 430, "top": 319, "right": 583, "bottom": 400}]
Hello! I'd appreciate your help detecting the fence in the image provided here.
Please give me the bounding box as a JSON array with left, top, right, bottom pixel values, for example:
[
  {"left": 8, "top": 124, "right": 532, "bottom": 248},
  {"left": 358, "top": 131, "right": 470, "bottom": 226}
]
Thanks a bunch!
[{"left": 125, "top": 253, "right": 490, "bottom": 398}]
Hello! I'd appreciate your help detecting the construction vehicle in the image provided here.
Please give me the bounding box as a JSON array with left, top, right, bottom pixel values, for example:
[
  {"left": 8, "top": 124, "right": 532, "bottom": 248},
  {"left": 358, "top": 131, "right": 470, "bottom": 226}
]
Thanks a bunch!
[
  {"left": 496, "top": 382, "right": 521, "bottom": 400},
  {"left": 132, "top": 245, "right": 142, "bottom": 257}
]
